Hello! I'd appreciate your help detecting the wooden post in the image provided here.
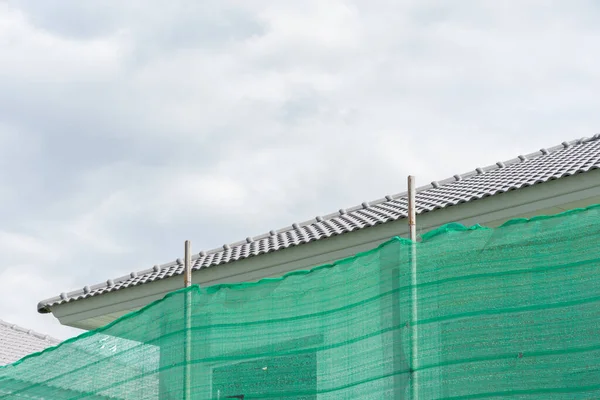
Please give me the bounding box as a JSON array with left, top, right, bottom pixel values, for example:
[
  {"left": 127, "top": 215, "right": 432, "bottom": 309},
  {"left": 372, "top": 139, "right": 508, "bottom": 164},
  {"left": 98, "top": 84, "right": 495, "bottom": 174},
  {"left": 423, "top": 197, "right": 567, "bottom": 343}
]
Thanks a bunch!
[
  {"left": 408, "top": 176, "right": 416, "bottom": 244},
  {"left": 184, "top": 240, "right": 192, "bottom": 399},
  {"left": 184, "top": 240, "right": 192, "bottom": 288},
  {"left": 408, "top": 176, "right": 419, "bottom": 399}
]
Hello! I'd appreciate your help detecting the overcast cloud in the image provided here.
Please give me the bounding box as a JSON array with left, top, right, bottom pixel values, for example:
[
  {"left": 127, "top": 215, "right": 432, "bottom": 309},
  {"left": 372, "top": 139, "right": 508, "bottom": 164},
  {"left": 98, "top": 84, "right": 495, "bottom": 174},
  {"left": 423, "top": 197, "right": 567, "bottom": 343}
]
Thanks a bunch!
[{"left": 0, "top": 1, "right": 599, "bottom": 340}]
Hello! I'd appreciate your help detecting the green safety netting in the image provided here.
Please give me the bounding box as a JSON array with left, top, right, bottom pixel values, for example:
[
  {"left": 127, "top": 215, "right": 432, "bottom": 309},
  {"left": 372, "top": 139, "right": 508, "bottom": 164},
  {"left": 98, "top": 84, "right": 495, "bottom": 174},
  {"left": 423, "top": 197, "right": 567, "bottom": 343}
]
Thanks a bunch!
[{"left": 2, "top": 205, "right": 600, "bottom": 399}]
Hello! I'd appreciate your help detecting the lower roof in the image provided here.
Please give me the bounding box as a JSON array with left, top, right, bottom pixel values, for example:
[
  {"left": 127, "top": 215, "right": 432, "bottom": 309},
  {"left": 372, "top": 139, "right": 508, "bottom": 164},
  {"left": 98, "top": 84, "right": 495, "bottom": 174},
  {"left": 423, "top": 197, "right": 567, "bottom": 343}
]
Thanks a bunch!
[{"left": 0, "top": 319, "right": 60, "bottom": 365}]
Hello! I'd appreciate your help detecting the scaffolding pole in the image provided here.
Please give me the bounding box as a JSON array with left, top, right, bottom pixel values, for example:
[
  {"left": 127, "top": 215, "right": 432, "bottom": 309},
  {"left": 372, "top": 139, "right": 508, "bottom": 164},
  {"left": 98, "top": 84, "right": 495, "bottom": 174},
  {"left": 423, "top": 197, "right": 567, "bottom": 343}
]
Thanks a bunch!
[
  {"left": 408, "top": 176, "right": 419, "bottom": 400},
  {"left": 184, "top": 240, "right": 192, "bottom": 399}
]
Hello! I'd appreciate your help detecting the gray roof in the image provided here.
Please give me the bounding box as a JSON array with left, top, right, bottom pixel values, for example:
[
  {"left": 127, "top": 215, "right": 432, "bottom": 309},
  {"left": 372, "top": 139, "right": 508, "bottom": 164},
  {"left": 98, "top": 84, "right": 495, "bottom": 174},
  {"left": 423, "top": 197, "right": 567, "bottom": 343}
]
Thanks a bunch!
[
  {"left": 38, "top": 135, "right": 600, "bottom": 313},
  {"left": 0, "top": 319, "right": 60, "bottom": 365}
]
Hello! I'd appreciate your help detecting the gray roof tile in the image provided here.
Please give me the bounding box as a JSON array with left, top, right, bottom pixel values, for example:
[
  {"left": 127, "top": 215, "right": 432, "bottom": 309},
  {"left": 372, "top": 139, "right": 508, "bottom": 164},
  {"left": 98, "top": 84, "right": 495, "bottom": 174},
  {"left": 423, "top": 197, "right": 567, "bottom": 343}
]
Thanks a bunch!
[
  {"left": 38, "top": 135, "right": 600, "bottom": 312},
  {"left": 0, "top": 319, "right": 60, "bottom": 365}
]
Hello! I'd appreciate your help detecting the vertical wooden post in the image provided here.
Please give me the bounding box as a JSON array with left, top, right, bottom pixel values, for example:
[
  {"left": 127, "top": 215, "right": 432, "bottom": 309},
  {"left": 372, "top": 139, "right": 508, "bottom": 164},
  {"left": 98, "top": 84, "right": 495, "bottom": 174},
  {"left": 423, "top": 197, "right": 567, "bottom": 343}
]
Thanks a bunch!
[
  {"left": 408, "top": 176, "right": 416, "bottom": 244},
  {"left": 408, "top": 176, "right": 419, "bottom": 400},
  {"left": 184, "top": 240, "right": 192, "bottom": 399},
  {"left": 184, "top": 240, "right": 192, "bottom": 288}
]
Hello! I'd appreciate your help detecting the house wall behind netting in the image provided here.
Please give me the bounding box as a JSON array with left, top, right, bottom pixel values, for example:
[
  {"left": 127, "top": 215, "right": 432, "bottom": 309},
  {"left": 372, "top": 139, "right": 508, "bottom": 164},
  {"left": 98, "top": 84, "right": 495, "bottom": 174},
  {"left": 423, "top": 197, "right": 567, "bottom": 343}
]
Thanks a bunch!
[{"left": 2, "top": 205, "right": 600, "bottom": 399}]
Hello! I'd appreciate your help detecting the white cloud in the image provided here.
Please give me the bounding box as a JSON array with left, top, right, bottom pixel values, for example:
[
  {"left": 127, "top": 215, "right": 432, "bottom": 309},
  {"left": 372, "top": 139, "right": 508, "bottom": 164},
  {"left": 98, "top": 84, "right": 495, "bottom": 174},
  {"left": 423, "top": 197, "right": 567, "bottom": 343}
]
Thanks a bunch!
[
  {"left": 0, "top": 231, "right": 61, "bottom": 263},
  {"left": 0, "top": 0, "right": 599, "bottom": 342},
  {"left": 0, "top": 6, "right": 124, "bottom": 81}
]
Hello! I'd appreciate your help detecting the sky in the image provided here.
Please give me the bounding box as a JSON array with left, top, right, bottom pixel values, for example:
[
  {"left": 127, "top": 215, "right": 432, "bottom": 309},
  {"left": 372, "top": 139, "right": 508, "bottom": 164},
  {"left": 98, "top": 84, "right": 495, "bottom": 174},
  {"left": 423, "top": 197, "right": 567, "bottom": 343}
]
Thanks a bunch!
[{"left": 0, "top": 1, "right": 599, "bottom": 341}]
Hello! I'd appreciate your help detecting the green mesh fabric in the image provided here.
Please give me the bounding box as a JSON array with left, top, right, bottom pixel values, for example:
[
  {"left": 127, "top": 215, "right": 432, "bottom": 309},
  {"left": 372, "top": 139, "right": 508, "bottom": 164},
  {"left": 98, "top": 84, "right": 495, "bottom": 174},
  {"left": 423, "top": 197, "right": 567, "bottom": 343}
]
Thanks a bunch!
[{"left": 2, "top": 205, "right": 600, "bottom": 399}]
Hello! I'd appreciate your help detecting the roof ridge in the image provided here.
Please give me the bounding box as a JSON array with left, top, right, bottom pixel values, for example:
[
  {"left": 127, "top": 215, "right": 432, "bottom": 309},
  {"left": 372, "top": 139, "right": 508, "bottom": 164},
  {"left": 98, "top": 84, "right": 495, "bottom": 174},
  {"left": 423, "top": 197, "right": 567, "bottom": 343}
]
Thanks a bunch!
[
  {"left": 38, "top": 134, "right": 600, "bottom": 311},
  {"left": 0, "top": 319, "right": 60, "bottom": 343},
  {"left": 185, "top": 134, "right": 600, "bottom": 258}
]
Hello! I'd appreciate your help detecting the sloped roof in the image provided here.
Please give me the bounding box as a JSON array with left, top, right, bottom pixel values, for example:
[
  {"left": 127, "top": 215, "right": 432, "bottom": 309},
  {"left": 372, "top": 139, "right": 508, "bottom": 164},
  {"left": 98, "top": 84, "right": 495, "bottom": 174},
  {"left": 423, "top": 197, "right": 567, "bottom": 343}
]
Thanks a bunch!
[
  {"left": 0, "top": 319, "right": 60, "bottom": 365},
  {"left": 38, "top": 135, "right": 600, "bottom": 313}
]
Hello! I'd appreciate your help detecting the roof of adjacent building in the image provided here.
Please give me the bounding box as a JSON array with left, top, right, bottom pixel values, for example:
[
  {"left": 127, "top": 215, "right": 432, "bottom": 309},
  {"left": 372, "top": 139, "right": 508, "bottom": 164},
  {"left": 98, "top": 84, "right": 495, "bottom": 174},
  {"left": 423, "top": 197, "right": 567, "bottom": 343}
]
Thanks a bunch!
[
  {"left": 38, "top": 134, "right": 600, "bottom": 313},
  {"left": 0, "top": 319, "right": 60, "bottom": 365}
]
